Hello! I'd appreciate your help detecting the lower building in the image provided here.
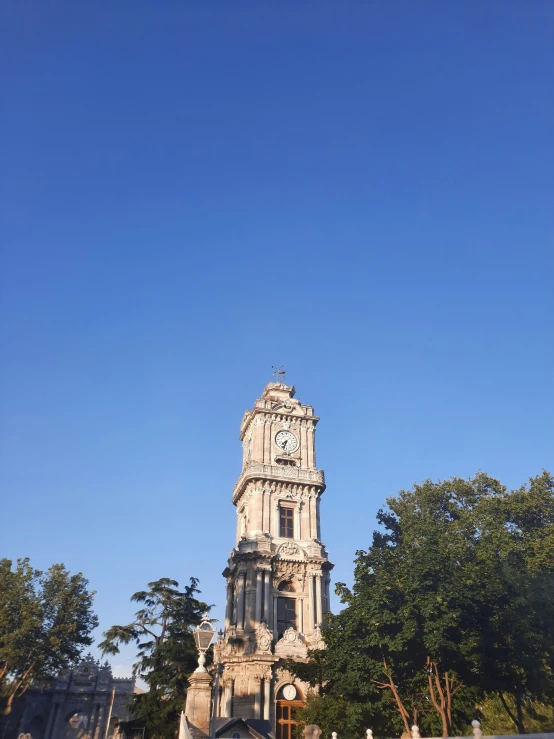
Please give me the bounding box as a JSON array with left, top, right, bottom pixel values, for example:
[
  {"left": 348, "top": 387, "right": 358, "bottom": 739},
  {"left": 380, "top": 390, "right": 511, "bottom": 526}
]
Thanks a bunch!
[{"left": 8, "top": 655, "right": 139, "bottom": 739}]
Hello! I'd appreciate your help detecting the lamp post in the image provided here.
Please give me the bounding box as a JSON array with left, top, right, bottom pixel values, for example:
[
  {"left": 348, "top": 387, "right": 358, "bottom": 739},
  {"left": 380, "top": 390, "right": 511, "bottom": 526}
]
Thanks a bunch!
[
  {"left": 192, "top": 620, "right": 223, "bottom": 739},
  {"left": 193, "top": 619, "right": 216, "bottom": 673}
]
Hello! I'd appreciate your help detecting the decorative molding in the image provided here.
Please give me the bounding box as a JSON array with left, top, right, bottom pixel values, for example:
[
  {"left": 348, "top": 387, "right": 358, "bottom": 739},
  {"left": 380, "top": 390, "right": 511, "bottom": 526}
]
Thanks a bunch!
[
  {"left": 233, "top": 462, "right": 325, "bottom": 502},
  {"left": 277, "top": 542, "right": 305, "bottom": 560}
]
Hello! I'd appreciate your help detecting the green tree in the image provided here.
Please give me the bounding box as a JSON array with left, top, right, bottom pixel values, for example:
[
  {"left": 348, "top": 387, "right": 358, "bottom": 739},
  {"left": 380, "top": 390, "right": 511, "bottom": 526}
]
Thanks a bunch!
[
  {"left": 296, "top": 472, "right": 554, "bottom": 738},
  {"left": 476, "top": 471, "right": 554, "bottom": 732},
  {"left": 99, "top": 577, "right": 211, "bottom": 739},
  {"left": 0, "top": 558, "right": 98, "bottom": 715}
]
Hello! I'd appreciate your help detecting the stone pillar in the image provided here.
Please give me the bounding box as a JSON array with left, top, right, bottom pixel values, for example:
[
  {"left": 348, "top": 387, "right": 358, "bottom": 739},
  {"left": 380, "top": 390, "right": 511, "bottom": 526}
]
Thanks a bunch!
[
  {"left": 310, "top": 495, "right": 317, "bottom": 539},
  {"left": 90, "top": 703, "right": 101, "bottom": 739},
  {"left": 225, "top": 581, "right": 233, "bottom": 630},
  {"left": 254, "top": 679, "right": 261, "bottom": 718},
  {"left": 255, "top": 569, "right": 263, "bottom": 625},
  {"left": 48, "top": 703, "right": 63, "bottom": 739},
  {"left": 263, "top": 570, "right": 271, "bottom": 623},
  {"left": 264, "top": 678, "right": 271, "bottom": 720},
  {"left": 316, "top": 494, "right": 321, "bottom": 540},
  {"left": 263, "top": 488, "right": 270, "bottom": 531},
  {"left": 245, "top": 568, "right": 253, "bottom": 631},
  {"left": 273, "top": 596, "right": 278, "bottom": 639},
  {"left": 294, "top": 504, "right": 301, "bottom": 539},
  {"left": 308, "top": 574, "right": 315, "bottom": 631},
  {"left": 315, "top": 573, "right": 323, "bottom": 626},
  {"left": 184, "top": 670, "right": 212, "bottom": 734},
  {"left": 307, "top": 426, "right": 314, "bottom": 469},
  {"left": 224, "top": 680, "right": 233, "bottom": 718},
  {"left": 236, "top": 570, "right": 246, "bottom": 629},
  {"left": 274, "top": 501, "right": 280, "bottom": 538},
  {"left": 44, "top": 702, "right": 58, "bottom": 739},
  {"left": 264, "top": 420, "right": 271, "bottom": 464},
  {"left": 258, "top": 487, "right": 264, "bottom": 531},
  {"left": 300, "top": 422, "right": 307, "bottom": 467}
]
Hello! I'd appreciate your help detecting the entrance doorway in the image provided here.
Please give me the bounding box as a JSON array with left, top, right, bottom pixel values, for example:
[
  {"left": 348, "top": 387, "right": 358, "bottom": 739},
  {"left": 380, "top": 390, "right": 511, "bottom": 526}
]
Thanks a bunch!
[{"left": 275, "top": 685, "right": 304, "bottom": 739}]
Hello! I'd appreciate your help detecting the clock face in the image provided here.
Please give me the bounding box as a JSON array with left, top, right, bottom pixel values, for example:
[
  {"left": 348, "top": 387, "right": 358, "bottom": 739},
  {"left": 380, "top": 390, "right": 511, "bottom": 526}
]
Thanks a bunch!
[
  {"left": 275, "top": 430, "right": 299, "bottom": 453},
  {"left": 283, "top": 685, "right": 297, "bottom": 701}
]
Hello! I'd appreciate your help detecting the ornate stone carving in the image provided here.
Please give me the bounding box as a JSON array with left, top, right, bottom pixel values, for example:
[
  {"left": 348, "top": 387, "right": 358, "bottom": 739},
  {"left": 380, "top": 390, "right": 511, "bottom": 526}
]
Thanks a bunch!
[
  {"left": 274, "top": 628, "right": 308, "bottom": 658},
  {"left": 310, "top": 624, "right": 326, "bottom": 650},
  {"left": 255, "top": 622, "right": 274, "bottom": 654},
  {"left": 277, "top": 541, "right": 304, "bottom": 559}
]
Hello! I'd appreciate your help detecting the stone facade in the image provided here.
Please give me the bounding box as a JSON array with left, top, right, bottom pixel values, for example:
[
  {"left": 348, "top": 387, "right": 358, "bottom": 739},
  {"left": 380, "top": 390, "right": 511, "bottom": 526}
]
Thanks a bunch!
[
  {"left": 212, "top": 381, "right": 333, "bottom": 737},
  {"left": 8, "top": 655, "right": 138, "bottom": 739}
]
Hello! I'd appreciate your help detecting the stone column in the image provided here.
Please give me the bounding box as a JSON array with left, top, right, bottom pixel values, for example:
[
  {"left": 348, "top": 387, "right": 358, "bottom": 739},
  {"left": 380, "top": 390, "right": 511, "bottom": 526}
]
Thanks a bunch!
[
  {"left": 294, "top": 504, "right": 301, "bottom": 539},
  {"left": 300, "top": 422, "right": 307, "bottom": 467},
  {"left": 264, "top": 678, "right": 271, "bottom": 720},
  {"left": 44, "top": 702, "right": 58, "bottom": 739},
  {"left": 310, "top": 495, "right": 317, "bottom": 539},
  {"left": 263, "top": 488, "right": 270, "bottom": 531},
  {"left": 224, "top": 680, "right": 233, "bottom": 718},
  {"left": 245, "top": 568, "right": 253, "bottom": 631},
  {"left": 263, "top": 570, "right": 271, "bottom": 624},
  {"left": 274, "top": 501, "right": 280, "bottom": 537},
  {"left": 255, "top": 569, "right": 263, "bottom": 625},
  {"left": 264, "top": 420, "right": 271, "bottom": 464},
  {"left": 90, "top": 703, "right": 101, "bottom": 739},
  {"left": 307, "top": 426, "right": 314, "bottom": 469},
  {"left": 254, "top": 679, "right": 261, "bottom": 718},
  {"left": 315, "top": 573, "right": 323, "bottom": 626},
  {"left": 225, "top": 581, "right": 233, "bottom": 630},
  {"left": 308, "top": 574, "right": 315, "bottom": 631},
  {"left": 316, "top": 494, "right": 321, "bottom": 540},
  {"left": 184, "top": 670, "right": 212, "bottom": 734},
  {"left": 258, "top": 487, "right": 264, "bottom": 531},
  {"left": 236, "top": 571, "right": 245, "bottom": 629},
  {"left": 273, "top": 596, "right": 278, "bottom": 639},
  {"left": 48, "top": 703, "right": 63, "bottom": 739}
]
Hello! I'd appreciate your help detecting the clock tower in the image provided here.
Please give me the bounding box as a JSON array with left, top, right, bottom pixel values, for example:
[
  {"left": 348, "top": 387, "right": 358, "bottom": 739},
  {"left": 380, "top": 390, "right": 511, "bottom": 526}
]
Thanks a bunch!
[{"left": 213, "top": 378, "right": 333, "bottom": 739}]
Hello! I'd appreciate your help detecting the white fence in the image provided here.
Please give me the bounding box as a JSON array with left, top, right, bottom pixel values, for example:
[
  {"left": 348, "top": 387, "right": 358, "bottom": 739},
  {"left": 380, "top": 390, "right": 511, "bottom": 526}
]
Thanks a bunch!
[{"left": 329, "top": 722, "right": 554, "bottom": 739}]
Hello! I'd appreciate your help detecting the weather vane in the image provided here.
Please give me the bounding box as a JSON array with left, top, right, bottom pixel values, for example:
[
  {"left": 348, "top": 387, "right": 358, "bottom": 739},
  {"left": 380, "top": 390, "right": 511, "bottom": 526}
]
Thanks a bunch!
[{"left": 272, "top": 365, "right": 286, "bottom": 385}]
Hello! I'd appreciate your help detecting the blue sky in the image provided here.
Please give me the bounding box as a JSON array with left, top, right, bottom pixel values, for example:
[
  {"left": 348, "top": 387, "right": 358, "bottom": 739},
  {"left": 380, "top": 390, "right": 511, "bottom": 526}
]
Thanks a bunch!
[{"left": 1, "top": 1, "right": 553, "bottom": 677}]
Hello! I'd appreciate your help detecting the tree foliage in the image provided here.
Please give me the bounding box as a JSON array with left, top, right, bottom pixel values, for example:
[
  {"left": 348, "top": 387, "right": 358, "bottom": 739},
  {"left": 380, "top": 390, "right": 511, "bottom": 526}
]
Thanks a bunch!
[
  {"left": 294, "top": 471, "right": 554, "bottom": 737},
  {"left": 0, "top": 558, "right": 98, "bottom": 715},
  {"left": 99, "top": 577, "right": 211, "bottom": 739}
]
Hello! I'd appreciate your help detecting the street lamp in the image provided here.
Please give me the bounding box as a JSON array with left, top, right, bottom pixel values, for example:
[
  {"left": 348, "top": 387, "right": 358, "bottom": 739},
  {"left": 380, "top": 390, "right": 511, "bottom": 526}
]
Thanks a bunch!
[{"left": 193, "top": 619, "right": 216, "bottom": 673}]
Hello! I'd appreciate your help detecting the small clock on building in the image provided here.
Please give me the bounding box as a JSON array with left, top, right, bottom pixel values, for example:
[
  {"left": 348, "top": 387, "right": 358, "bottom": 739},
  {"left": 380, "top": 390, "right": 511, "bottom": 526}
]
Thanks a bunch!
[{"left": 283, "top": 685, "right": 297, "bottom": 701}]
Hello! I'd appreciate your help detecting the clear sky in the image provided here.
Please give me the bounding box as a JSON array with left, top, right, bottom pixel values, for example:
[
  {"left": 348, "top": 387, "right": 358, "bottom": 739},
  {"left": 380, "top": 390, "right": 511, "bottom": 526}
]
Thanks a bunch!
[{"left": 1, "top": 1, "right": 553, "bottom": 678}]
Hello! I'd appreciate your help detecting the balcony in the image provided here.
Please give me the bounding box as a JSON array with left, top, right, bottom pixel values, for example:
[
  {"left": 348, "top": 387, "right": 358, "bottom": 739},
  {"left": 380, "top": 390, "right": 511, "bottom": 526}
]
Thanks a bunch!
[{"left": 233, "top": 461, "right": 325, "bottom": 502}]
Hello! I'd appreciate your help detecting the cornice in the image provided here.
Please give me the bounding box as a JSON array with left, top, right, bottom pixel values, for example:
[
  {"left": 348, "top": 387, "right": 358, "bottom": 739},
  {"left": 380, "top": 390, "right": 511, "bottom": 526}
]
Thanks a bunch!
[
  {"left": 240, "top": 405, "right": 320, "bottom": 440},
  {"left": 233, "top": 462, "right": 325, "bottom": 504}
]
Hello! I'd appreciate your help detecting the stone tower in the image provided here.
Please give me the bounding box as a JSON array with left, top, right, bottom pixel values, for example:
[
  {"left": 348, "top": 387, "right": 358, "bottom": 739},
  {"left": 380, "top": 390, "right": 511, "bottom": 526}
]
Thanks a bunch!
[{"left": 213, "top": 379, "right": 333, "bottom": 739}]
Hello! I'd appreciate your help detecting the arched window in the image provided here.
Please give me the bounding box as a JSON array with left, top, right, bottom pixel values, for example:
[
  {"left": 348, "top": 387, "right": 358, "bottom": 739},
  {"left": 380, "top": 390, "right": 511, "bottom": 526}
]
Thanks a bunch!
[{"left": 278, "top": 580, "right": 295, "bottom": 593}]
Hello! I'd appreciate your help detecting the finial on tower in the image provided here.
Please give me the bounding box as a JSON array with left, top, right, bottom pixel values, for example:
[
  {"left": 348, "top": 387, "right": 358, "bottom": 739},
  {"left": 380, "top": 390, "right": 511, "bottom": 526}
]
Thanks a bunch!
[{"left": 272, "top": 365, "right": 286, "bottom": 385}]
